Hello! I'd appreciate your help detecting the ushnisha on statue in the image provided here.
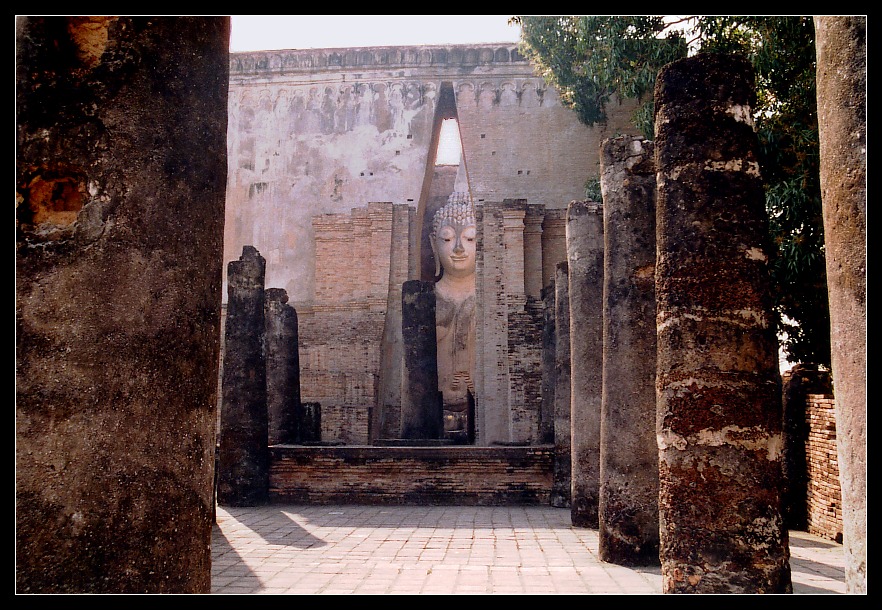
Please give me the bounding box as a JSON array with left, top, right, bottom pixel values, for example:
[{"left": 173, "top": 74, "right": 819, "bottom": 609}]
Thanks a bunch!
[{"left": 430, "top": 192, "right": 477, "bottom": 442}]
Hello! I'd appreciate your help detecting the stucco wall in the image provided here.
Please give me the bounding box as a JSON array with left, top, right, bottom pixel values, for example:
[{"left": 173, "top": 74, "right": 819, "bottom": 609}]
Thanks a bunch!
[{"left": 224, "top": 44, "right": 639, "bottom": 307}]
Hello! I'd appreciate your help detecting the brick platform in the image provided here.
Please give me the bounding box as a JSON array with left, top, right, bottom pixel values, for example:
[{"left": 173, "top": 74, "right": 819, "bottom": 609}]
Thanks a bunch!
[{"left": 269, "top": 445, "right": 553, "bottom": 505}]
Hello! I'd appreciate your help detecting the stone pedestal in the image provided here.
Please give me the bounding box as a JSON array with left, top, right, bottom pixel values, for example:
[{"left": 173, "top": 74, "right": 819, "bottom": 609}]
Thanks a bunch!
[
  {"left": 598, "top": 135, "right": 659, "bottom": 566},
  {"left": 566, "top": 200, "right": 604, "bottom": 528},
  {"left": 654, "top": 53, "right": 791, "bottom": 593}
]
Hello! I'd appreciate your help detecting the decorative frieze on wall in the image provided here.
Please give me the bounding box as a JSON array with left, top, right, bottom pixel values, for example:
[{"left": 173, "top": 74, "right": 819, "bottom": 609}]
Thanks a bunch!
[{"left": 229, "top": 44, "right": 528, "bottom": 77}]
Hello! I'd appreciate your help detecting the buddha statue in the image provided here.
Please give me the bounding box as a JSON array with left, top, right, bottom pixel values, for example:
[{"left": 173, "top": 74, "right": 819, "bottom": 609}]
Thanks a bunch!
[{"left": 430, "top": 192, "right": 477, "bottom": 442}]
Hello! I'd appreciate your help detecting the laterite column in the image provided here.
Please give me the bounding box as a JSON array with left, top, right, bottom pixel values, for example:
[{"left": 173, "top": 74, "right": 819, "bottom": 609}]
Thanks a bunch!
[
  {"left": 400, "top": 279, "right": 442, "bottom": 439},
  {"left": 218, "top": 246, "right": 269, "bottom": 506},
  {"left": 566, "top": 200, "right": 604, "bottom": 528},
  {"left": 551, "top": 262, "right": 571, "bottom": 508},
  {"left": 598, "top": 135, "right": 659, "bottom": 566},
  {"left": 814, "top": 15, "right": 867, "bottom": 594},
  {"left": 265, "top": 288, "right": 301, "bottom": 444},
  {"left": 654, "top": 54, "right": 791, "bottom": 593}
]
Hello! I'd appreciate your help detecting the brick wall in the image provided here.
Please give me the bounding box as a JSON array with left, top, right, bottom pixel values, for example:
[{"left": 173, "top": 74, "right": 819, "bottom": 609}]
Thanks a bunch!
[
  {"left": 269, "top": 445, "right": 553, "bottom": 505},
  {"left": 805, "top": 392, "right": 843, "bottom": 541},
  {"left": 782, "top": 366, "right": 843, "bottom": 542},
  {"left": 300, "top": 202, "right": 406, "bottom": 444}
]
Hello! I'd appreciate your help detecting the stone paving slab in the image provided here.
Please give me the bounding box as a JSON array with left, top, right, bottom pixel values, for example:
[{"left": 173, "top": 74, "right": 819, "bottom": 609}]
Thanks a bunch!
[{"left": 211, "top": 505, "right": 845, "bottom": 595}]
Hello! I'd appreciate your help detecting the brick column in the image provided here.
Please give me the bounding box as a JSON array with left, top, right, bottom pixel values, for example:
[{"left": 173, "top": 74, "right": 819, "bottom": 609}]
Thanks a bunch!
[
  {"left": 265, "top": 288, "right": 301, "bottom": 444},
  {"left": 218, "top": 246, "right": 269, "bottom": 507},
  {"left": 400, "top": 279, "right": 441, "bottom": 439},
  {"left": 551, "top": 262, "right": 571, "bottom": 508},
  {"left": 814, "top": 16, "right": 867, "bottom": 594},
  {"left": 566, "top": 200, "right": 604, "bottom": 527},
  {"left": 654, "top": 53, "right": 791, "bottom": 593},
  {"left": 598, "top": 135, "right": 659, "bottom": 566}
]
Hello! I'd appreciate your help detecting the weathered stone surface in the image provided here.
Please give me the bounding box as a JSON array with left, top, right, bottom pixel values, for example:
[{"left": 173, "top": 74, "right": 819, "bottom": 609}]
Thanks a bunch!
[
  {"left": 218, "top": 246, "right": 269, "bottom": 506},
  {"left": 551, "top": 262, "right": 571, "bottom": 508},
  {"left": 814, "top": 15, "right": 867, "bottom": 594},
  {"left": 15, "top": 16, "right": 228, "bottom": 593},
  {"left": 265, "top": 288, "right": 301, "bottom": 444},
  {"left": 400, "top": 279, "right": 442, "bottom": 439},
  {"left": 598, "top": 135, "right": 658, "bottom": 566},
  {"left": 566, "top": 200, "right": 604, "bottom": 528},
  {"left": 654, "top": 53, "right": 791, "bottom": 593}
]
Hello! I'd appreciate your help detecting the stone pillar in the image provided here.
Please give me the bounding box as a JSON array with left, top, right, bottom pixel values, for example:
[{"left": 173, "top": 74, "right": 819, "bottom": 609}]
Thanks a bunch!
[
  {"left": 654, "top": 53, "right": 791, "bottom": 593},
  {"left": 540, "top": 282, "right": 556, "bottom": 445},
  {"left": 814, "top": 16, "right": 867, "bottom": 595},
  {"left": 598, "top": 135, "right": 659, "bottom": 566},
  {"left": 551, "top": 262, "right": 572, "bottom": 508},
  {"left": 400, "top": 279, "right": 442, "bottom": 439},
  {"left": 218, "top": 246, "right": 269, "bottom": 506},
  {"left": 265, "top": 288, "right": 301, "bottom": 445},
  {"left": 566, "top": 200, "right": 604, "bottom": 527},
  {"left": 15, "top": 16, "right": 229, "bottom": 593}
]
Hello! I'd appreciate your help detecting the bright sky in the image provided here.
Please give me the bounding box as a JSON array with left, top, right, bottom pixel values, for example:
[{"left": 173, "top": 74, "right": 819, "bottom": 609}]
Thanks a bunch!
[{"left": 230, "top": 15, "right": 521, "bottom": 52}]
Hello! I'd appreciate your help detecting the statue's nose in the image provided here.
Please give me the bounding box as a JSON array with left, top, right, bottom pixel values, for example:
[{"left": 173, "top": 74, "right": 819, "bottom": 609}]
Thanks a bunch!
[{"left": 453, "top": 239, "right": 464, "bottom": 254}]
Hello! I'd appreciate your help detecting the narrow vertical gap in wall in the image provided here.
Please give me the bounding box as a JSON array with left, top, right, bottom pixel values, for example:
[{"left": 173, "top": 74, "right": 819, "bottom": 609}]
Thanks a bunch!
[{"left": 415, "top": 82, "right": 465, "bottom": 282}]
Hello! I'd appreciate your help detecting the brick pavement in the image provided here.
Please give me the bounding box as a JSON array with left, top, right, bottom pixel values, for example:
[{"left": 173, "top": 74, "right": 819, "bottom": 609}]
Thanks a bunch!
[{"left": 211, "top": 504, "right": 846, "bottom": 595}]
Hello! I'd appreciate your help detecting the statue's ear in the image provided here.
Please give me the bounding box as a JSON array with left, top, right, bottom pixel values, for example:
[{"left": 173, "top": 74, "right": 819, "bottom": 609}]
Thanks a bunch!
[{"left": 430, "top": 233, "right": 441, "bottom": 278}]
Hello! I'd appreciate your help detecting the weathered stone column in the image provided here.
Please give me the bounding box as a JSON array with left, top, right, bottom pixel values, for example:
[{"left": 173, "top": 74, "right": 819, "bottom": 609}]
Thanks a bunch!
[
  {"left": 566, "top": 200, "right": 604, "bottom": 527},
  {"left": 218, "top": 246, "right": 269, "bottom": 506},
  {"left": 598, "top": 135, "right": 659, "bottom": 566},
  {"left": 814, "top": 16, "right": 867, "bottom": 594},
  {"left": 654, "top": 53, "right": 791, "bottom": 593},
  {"left": 551, "top": 262, "right": 572, "bottom": 508},
  {"left": 400, "top": 279, "right": 442, "bottom": 439},
  {"left": 540, "top": 282, "right": 556, "bottom": 445},
  {"left": 265, "top": 288, "right": 301, "bottom": 445},
  {"left": 15, "top": 17, "right": 229, "bottom": 592}
]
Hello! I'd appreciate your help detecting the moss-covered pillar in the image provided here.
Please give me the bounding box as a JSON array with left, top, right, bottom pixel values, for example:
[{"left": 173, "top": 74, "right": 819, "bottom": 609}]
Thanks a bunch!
[
  {"left": 400, "top": 279, "right": 442, "bottom": 439},
  {"left": 217, "top": 246, "right": 268, "bottom": 506},
  {"left": 15, "top": 16, "right": 229, "bottom": 593},
  {"left": 654, "top": 53, "right": 791, "bottom": 593},
  {"left": 814, "top": 15, "right": 867, "bottom": 594},
  {"left": 265, "top": 288, "right": 301, "bottom": 445},
  {"left": 598, "top": 135, "right": 659, "bottom": 566},
  {"left": 551, "top": 262, "right": 572, "bottom": 508},
  {"left": 566, "top": 200, "right": 604, "bottom": 528}
]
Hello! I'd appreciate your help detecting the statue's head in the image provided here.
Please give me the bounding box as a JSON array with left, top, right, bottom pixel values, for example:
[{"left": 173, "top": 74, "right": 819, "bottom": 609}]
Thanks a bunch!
[{"left": 431, "top": 192, "right": 477, "bottom": 279}]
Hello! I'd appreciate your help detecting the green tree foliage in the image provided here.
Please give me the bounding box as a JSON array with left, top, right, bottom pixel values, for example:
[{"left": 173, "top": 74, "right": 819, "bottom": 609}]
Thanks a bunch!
[{"left": 514, "top": 15, "right": 830, "bottom": 366}]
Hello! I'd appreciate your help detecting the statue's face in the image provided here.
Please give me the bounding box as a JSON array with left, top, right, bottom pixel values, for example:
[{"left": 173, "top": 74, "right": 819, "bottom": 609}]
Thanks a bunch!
[{"left": 435, "top": 222, "right": 476, "bottom": 278}]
